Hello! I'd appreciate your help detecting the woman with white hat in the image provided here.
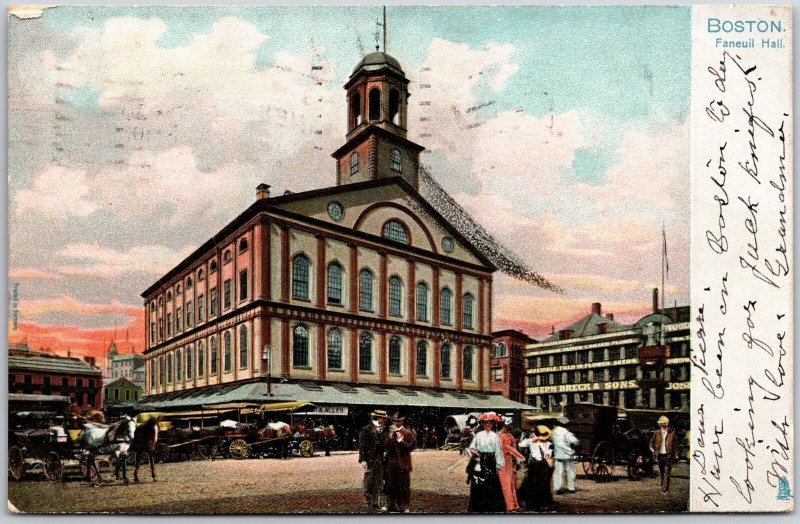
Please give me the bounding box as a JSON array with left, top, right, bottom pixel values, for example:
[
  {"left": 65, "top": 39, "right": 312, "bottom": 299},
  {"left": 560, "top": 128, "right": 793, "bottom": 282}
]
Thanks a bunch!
[
  {"left": 519, "top": 425, "right": 555, "bottom": 510},
  {"left": 466, "top": 412, "right": 506, "bottom": 513}
]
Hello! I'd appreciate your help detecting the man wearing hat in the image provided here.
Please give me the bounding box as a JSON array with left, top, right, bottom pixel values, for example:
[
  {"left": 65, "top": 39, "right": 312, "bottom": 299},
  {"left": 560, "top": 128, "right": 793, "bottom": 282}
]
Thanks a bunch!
[
  {"left": 358, "top": 409, "right": 389, "bottom": 511},
  {"left": 551, "top": 417, "right": 579, "bottom": 495},
  {"left": 384, "top": 413, "right": 416, "bottom": 513},
  {"left": 650, "top": 415, "right": 680, "bottom": 494}
]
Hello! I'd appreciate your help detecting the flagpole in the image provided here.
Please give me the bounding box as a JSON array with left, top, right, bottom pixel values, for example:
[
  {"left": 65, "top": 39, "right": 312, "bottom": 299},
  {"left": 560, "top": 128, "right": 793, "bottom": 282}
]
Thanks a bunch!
[{"left": 661, "top": 224, "right": 666, "bottom": 314}]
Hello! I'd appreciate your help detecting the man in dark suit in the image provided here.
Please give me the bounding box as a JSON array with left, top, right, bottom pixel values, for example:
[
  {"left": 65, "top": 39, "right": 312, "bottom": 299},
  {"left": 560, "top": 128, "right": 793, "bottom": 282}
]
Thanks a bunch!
[
  {"left": 358, "top": 409, "right": 389, "bottom": 511},
  {"left": 650, "top": 415, "right": 680, "bottom": 494},
  {"left": 384, "top": 413, "right": 416, "bottom": 513}
]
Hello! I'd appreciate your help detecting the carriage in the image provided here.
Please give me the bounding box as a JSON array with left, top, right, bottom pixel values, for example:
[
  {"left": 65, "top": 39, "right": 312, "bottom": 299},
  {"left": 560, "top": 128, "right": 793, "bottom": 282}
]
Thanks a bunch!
[{"left": 563, "top": 403, "right": 657, "bottom": 482}]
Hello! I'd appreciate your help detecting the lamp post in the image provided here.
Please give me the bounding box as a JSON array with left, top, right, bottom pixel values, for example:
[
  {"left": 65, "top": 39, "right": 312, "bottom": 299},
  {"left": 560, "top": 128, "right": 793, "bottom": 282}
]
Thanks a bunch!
[{"left": 262, "top": 344, "right": 272, "bottom": 396}]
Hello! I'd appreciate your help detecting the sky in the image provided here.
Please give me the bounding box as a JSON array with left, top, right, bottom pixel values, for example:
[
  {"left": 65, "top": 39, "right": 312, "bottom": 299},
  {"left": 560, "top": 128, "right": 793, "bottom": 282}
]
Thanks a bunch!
[{"left": 7, "top": 5, "right": 691, "bottom": 363}]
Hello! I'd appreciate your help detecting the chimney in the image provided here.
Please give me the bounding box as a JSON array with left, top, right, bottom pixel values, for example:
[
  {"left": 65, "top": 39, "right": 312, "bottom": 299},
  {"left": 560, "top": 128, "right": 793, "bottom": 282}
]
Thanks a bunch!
[
  {"left": 597, "top": 323, "right": 608, "bottom": 335},
  {"left": 591, "top": 302, "right": 602, "bottom": 316},
  {"left": 652, "top": 287, "right": 659, "bottom": 313},
  {"left": 84, "top": 356, "right": 96, "bottom": 367},
  {"left": 551, "top": 325, "right": 555, "bottom": 335},
  {"left": 605, "top": 313, "right": 614, "bottom": 321},
  {"left": 559, "top": 329, "right": 573, "bottom": 340},
  {"left": 256, "top": 183, "right": 271, "bottom": 200}
]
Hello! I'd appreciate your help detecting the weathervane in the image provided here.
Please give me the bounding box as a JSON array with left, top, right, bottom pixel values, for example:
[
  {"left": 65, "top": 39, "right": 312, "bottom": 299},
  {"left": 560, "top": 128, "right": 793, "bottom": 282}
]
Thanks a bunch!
[{"left": 374, "top": 6, "right": 387, "bottom": 52}]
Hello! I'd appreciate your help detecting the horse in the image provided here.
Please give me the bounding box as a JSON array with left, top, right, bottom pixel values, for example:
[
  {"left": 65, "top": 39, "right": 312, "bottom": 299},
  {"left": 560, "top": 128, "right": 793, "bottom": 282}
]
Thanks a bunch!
[
  {"left": 124, "top": 415, "right": 160, "bottom": 483},
  {"left": 260, "top": 421, "right": 292, "bottom": 459},
  {"left": 80, "top": 415, "right": 137, "bottom": 484}
]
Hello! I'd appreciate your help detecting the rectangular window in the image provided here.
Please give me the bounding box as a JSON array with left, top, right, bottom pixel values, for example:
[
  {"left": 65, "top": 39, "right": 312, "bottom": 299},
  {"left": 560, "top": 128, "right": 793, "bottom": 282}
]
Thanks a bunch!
[
  {"left": 114, "top": 389, "right": 119, "bottom": 400},
  {"left": 77, "top": 379, "right": 83, "bottom": 388},
  {"left": 43, "top": 376, "right": 51, "bottom": 387},
  {"left": 210, "top": 289, "right": 218, "bottom": 316},
  {"left": 62, "top": 377, "right": 69, "bottom": 387},
  {"left": 167, "top": 313, "right": 173, "bottom": 336},
  {"left": 239, "top": 270, "right": 248, "bottom": 301},
  {"left": 224, "top": 280, "right": 232, "bottom": 309},
  {"left": 175, "top": 309, "right": 182, "bottom": 332},
  {"left": 125, "top": 390, "right": 130, "bottom": 401},
  {"left": 491, "top": 367, "right": 504, "bottom": 382},
  {"left": 150, "top": 323, "right": 156, "bottom": 344},
  {"left": 159, "top": 319, "right": 164, "bottom": 340},
  {"left": 198, "top": 295, "right": 205, "bottom": 322},
  {"left": 186, "top": 301, "right": 194, "bottom": 327}
]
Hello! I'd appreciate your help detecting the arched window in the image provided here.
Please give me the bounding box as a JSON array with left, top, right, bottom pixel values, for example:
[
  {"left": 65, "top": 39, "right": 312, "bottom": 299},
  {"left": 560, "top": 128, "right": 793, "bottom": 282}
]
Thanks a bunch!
[
  {"left": 186, "top": 346, "right": 193, "bottom": 380},
  {"left": 389, "top": 89, "right": 401, "bottom": 125},
  {"left": 359, "top": 269, "right": 374, "bottom": 311},
  {"left": 391, "top": 148, "right": 402, "bottom": 172},
  {"left": 383, "top": 220, "right": 408, "bottom": 244},
  {"left": 389, "top": 276, "right": 403, "bottom": 317},
  {"left": 197, "top": 341, "right": 205, "bottom": 377},
  {"left": 292, "top": 254, "right": 311, "bottom": 300},
  {"left": 210, "top": 338, "right": 218, "bottom": 375},
  {"left": 416, "top": 341, "right": 428, "bottom": 376},
  {"left": 463, "top": 346, "right": 474, "bottom": 381},
  {"left": 239, "top": 238, "right": 248, "bottom": 253},
  {"left": 239, "top": 326, "right": 249, "bottom": 369},
  {"left": 416, "top": 282, "right": 429, "bottom": 322},
  {"left": 293, "top": 325, "right": 309, "bottom": 367},
  {"left": 223, "top": 250, "right": 232, "bottom": 264},
  {"left": 359, "top": 332, "right": 373, "bottom": 372},
  {"left": 327, "top": 262, "right": 343, "bottom": 305},
  {"left": 176, "top": 350, "right": 182, "bottom": 382},
  {"left": 327, "top": 329, "right": 343, "bottom": 370},
  {"left": 198, "top": 269, "right": 204, "bottom": 282},
  {"left": 223, "top": 332, "right": 232, "bottom": 373},
  {"left": 210, "top": 261, "right": 217, "bottom": 273},
  {"left": 494, "top": 342, "right": 507, "bottom": 358},
  {"left": 441, "top": 343, "right": 452, "bottom": 379},
  {"left": 463, "top": 293, "right": 475, "bottom": 329},
  {"left": 389, "top": 336, "right": 402, "bottom": 375},
  {"left": 369, "top": 88, "right": 381, "bottom": 121},
  {"left": 350, "top": 152, "right": 360, "bottom": 175},
  {"left": 166, "top": 291, "right": 173, "bottom": 302},
  {"left": 440, "top": 288, "right": 453, "bottom": 325},
  {"left": 350, "top": 92, "right": 362, "bottom": 128},
  {"left": 186, "top": 277, "right": 192, "bottom": 289},
  {"left": 167, "top": 353, "right": 173, "bottom": 383},
  {"left": 176, "top": 284, "right": 181, "bottom": 295}
]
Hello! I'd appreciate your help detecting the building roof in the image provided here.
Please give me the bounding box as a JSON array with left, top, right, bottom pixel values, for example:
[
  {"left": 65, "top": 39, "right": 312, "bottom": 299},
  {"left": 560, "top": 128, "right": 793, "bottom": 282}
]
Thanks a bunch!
[
  {"left": 540, "top": 313, "right": 629, "bottom": 343},
  {"left": 142, "top": 176, "right": 496, "bottom": 297},
  {"left": 351, "top": 51, "right": 405, "bottom": 76},
  {"left": 9, "top": 351, "right": 102, "bottom": 377},
  {"left": 136, "top": 380, "right": 531, "bottom": 412},
  {"left": 492, "top": 329, "right": 536, "bottom": 343},
  {"left": 112, "top": 353, "right": 145, "bottom": 362},
  {"left": 104, "top": 376, "right": 142, "bottom": 390}
]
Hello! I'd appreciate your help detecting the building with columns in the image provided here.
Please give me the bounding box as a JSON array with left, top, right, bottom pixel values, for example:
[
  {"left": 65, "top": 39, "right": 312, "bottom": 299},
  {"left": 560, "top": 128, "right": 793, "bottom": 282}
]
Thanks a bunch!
[{"left": 140, "top": 51, "right": 527, "bottom": 425}]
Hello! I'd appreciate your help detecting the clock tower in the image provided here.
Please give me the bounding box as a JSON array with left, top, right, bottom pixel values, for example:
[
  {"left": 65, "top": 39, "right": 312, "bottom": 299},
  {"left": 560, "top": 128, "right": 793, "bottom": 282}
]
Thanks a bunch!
[{"left": 332, "top": 51, "right": 425, "bottom": 189}]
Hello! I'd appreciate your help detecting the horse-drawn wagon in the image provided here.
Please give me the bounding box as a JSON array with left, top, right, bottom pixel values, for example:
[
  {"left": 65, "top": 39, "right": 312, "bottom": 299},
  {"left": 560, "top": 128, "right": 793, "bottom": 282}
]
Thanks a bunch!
[{"left": 563, "top": 403, "right": 655, "bottom": 482}]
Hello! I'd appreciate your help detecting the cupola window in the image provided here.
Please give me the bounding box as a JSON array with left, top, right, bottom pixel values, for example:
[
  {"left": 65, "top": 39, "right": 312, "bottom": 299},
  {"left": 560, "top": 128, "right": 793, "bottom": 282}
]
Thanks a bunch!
[
  {"left": 389, "top": 89, "right": 401, "bottom": 125},
  {"left": 369, "top": 88, "right": 381, "bottom": 121},
  {"left": 350, "top": 92, "right": 362, "bottom": 128}
]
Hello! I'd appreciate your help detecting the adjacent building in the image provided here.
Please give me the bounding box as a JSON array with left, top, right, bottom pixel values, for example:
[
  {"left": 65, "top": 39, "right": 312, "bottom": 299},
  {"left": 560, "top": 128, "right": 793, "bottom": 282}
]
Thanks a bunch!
[
  {"left": 104, "top": 376, "right": 144, "bottom": 408},
  {"left": 524, "top": 297, "right": 690, "bottom": 412},
  {"left": 490, "top": 329, "right": 532, "bottom": 404},
  {"left": 139, "top": 50, "right": 529, "bottom": 424},
  {"left": 8, "top": 343, "right": 103, "bottom": 410}
]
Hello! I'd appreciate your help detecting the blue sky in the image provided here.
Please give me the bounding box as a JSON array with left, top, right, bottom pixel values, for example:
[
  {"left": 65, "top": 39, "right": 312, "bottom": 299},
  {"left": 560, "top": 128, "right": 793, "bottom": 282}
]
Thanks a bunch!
[{"left": 8, "top": 5, "right": 690, "bottom": 355}]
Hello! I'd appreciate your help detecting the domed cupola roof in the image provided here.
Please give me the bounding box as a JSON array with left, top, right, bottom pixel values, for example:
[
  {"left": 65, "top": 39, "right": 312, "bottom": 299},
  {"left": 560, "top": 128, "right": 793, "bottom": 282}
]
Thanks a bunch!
[{"left": 351, "top": 51, "right": 405, "bottom": 78}]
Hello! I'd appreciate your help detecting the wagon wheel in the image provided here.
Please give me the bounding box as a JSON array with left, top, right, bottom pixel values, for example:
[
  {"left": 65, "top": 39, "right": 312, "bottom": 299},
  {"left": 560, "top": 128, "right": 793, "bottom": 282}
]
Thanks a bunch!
[
  {"left": 228, "top": 439, "right": 250, "bottom": 460},
  {"left": 581, "top": 457, "right": 595, "bottom": 478},
  {"left": 44, "top": 452, "right": 64, "bottom": 481},
  {"left": 196, "top": 442, "right": 219, "bottom": 460},
  {"left": 591, "top": 442, "right": 615, "bottom": 482},
  {"left": 79, "top": 454, "right": 100, "bottom": 482},
  {"left": 8, "top": 446, "right": 25, "bottom": 480},
  {"left": 627, "top": 449, "right": 648, "bottom": 480},
  {"left": 299, "top": 439, "right": 314, "bottom": 458}
]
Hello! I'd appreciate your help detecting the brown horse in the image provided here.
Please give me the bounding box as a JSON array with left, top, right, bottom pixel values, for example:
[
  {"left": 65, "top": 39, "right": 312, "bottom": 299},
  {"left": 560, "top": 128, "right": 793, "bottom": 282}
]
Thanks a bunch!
[
  {"left": 291, "top": 424, "right": 337, "bottom": 456},
  {"left": 260, "top": 422, "right": 292, "bottom": 459},
  {"left": 127, "top": 417, "right": 160, "bottom": 482}
]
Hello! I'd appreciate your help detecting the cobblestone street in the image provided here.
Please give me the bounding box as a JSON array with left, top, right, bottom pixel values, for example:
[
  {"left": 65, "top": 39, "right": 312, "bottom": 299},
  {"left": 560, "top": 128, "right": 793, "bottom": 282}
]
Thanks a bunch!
[{"left": 9, "top": 450, "right": 689, "bottom": 514}]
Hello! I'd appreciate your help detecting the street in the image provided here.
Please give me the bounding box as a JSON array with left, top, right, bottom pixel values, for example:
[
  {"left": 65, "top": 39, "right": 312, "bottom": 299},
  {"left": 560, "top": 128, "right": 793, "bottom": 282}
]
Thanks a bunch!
[{"left": 9, "top": 449, "right": 688, "bottom": 514}]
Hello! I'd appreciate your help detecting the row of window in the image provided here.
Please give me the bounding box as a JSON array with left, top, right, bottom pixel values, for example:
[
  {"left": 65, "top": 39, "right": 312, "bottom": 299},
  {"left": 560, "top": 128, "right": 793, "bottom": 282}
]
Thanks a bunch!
[
  {"left": 293, "top": 255, "right": 476, "bottom": 327},
  {"left": 150, "top": 327, "right": 250, "bottom": 388},
  {"left": 349, "top": 87, "right": 402, "bottom": 129},
  {"left": 291, "top": 326, "right": 477, "bottom": 380},
  {"left": 526, "top": 343, "right": 690, "bottom": 369},
  {"left": 491, "top": 342, "right": 523, "bottom": 359},
  {"left": 8, "top": 375, "right": 95, "bottom": 388},
  {"left": 105, "top": 388, "right": 140, "bottom": 402},
  {"left": 530, "top": 391, "right": 689, "bottom": 411},
  {"left": 151, "top": 271, "right": 249, "bottom": 345},
  {"left": 151, "top": 238, "right": 250, "bottom": 310},
  {"left": 527, "top": 364, "right": 691, "bottom": 387}
]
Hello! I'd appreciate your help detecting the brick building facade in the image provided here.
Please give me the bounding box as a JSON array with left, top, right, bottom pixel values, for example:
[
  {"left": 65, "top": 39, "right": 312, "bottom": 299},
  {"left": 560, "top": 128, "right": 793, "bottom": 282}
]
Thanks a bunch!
[{"left": 490, "top": 329, "right": 532, "bottom": 404}]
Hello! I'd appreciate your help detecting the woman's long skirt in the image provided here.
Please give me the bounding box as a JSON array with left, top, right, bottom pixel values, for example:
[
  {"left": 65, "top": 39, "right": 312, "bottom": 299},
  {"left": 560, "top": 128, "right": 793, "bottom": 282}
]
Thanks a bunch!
[
  {"left": 523, "top": 460, "right": 554, "bottom": 511},
  {"left": 468, "top": 474, "right": 506, "bottom": 513}
]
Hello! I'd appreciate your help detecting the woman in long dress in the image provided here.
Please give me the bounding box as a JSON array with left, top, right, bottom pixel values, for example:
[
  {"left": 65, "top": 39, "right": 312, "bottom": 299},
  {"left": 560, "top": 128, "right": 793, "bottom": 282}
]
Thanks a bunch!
[
  {"left": 518, "top": 425, "right": 555, "bottom": 511},
  {"left": 466, "top": 413, "right": 506, "bottom": 513},
  {"left": 497, "top": 422, "right": 525, "bottom": 512}
]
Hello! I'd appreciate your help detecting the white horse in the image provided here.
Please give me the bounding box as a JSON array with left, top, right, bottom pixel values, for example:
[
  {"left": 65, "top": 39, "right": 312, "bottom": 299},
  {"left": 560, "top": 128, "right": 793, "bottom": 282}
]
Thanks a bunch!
[{"left": 80, "top": 415, "right": 136, "bottom": 484}]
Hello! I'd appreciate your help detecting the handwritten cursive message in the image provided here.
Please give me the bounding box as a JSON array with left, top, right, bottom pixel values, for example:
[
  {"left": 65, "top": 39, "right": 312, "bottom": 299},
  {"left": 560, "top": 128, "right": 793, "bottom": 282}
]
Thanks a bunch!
[{"left": 691, "top": 5, "right": 793, "bottom": 512}]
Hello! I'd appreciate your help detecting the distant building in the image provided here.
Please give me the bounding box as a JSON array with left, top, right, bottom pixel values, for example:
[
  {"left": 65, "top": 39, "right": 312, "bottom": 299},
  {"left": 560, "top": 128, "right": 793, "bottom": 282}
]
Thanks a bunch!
[
  {"left": 104, "top": 376, "right": 144, "bottom": 407},
  {"left": 490, "top": 329, "right": 533, "bottom": 404},
  {"left": 8, "top": 343, "right": 103, "bottom": 410},
  {"left": 524, "top": 295, "right": 690, "bottom": 412}
]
